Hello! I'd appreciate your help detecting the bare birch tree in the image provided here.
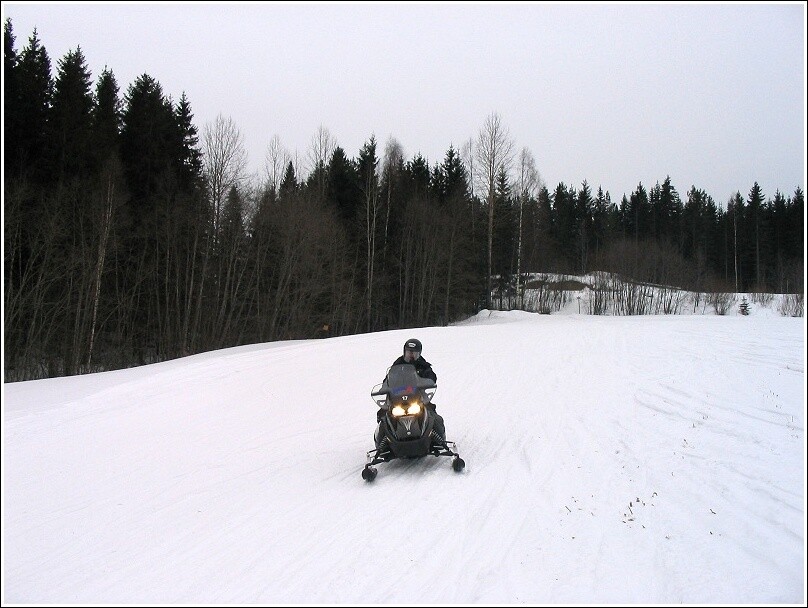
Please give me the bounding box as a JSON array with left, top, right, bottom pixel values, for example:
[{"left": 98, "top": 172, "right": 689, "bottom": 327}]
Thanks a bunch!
[
  {"left": 86, "top": 158, "right": 125, "bottom": 368},
  {"left": 461, "top": 137, "right": 475, "bottom": 200},
  {"left": 475, "top": 112, "right": 514, "bottom": 307},
  {"left": 263, "top": 134, "right": 289, "bottom": 199},
  {"left": 308, "top": 124, "right": 335, "bottom": 199},
  {"left": 381, "top": 136, "right": 404, "bottom": 245},
  {"left": 202, "top": 114, "right": 248, "bottom": 238},
  {"left": 515, "top": 147, "right": 540, "bottom": 308},
  {"left": 358, "top": 137, "right": 381, "bottom": 332},
  {"left": 198, "top": 114, "right": 247, "bottom": 349}
]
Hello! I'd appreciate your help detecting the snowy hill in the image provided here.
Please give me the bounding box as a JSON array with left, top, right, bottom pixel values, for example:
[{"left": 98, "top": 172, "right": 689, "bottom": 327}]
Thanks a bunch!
[{"left": 3, "top": 311, "right": 806, "bottom": 604}]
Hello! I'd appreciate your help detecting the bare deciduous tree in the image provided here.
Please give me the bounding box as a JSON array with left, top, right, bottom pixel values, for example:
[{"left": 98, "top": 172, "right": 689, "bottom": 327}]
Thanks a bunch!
[
  {"left": 202, "top": 114, "right": 248, "bottom": 237},
  {"left": 358, "top": 137, "right": 381, "bottom": 332},
  {"left": 382, "top": 136, "right": 404, "bottom": 245},
  {"left": 263, "top": 134, "right": 289, "bottom": 198},
  {"left": 515, "top": 147, "right": 540, "bottom": 308},
  {"left": 307, "top": 124, "right": 335, "bottom": 198},
  {"left": 86, "top": 157, "right": 126, "bottom": 368},
  {"left": 475, "top": 112, "right": 514, "bottom": 307},
  {"left": 461, "top": 137, "right": 474, "bottom": 200}
]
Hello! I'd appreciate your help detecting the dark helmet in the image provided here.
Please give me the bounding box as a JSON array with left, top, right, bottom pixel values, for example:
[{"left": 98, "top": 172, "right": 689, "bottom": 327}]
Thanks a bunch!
[{"left": 403, "top": 338, "right": 422, "bottom": 362}]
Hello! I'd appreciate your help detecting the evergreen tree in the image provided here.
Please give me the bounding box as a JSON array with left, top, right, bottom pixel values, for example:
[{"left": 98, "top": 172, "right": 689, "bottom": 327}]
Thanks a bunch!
[
  {"left": 746, "top": 182, "right": 766, "bottom": 289},
  {"left": 551, "top": 182, "right": 578, "bottom": 273},
  {"left": 657, "top": 176, "right": 681, "bottom": 244},
  {"left": 357, "top": 136, "right": 382, "bottom": 330},
  {"left": 576, "top": 181, "right": 594, "bottom": 273},
  {"left": 120, "top": 73, "right": 178, "bottom": 218},
  {"left": 13, "top": 28, "right": 52, "bottom": 180},
  {"left": 92, "top": 67, "right": 122, "bottom": 161},
  {"left": 787, "top": 187, "right": 804, "bottom": 263},
  {"left": 436, "top": 145, "right": 480, "bottom": 321},
  {"left": 407, "top": 154, "right": 431, "bottom": 200},
  {"left": 49, "top": 46, "right": 94, "bottom": 181},
  {"left": 120, "top": 74, "right": 193, "bottom": 360},
  {"left": 702, "top": 195, "right": 720, "bottom": 278},
  {"left": 174, "top": 92, "right": 203, "bottom": 189},
  {"left": 4, "top": 18, "right": 20, "bottom": 176},
  {"left": 492, "top": 167, "right": 515, "bottom": 290},
  {"left": 530, "top": 185, "right": 554, "bottom": 271},
  {"left": 221, "top": 185, "right": 245, "bottom": 248},
  {"left": 326, "top": 146, "right": 360, "bottom": 229},
  {"left": 625, "top": 182, "right": 650, "bottom": 245},
  {"left": 729, "top": 192, "right": 746, "bottom": 291},
  {"left": 440, "top": 145, "right": 469, "bottom": 203},
  {"left": 279, "top": 160, "right": 298, "bottom": 199}
]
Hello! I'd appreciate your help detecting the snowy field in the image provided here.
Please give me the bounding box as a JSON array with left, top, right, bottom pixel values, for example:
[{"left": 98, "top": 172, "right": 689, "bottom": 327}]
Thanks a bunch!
[{"left": 3, "top": 309, "right": 806, "bottom": 604}]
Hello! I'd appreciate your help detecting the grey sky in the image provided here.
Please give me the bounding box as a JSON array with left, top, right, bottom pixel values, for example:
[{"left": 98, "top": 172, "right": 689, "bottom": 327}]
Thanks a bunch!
[{"left": 3, "top": 2, "right": 805, "bottom": 203}]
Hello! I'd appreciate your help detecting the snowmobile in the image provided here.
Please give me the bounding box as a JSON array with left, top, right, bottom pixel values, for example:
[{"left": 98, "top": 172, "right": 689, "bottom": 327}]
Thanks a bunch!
[{"left": 362, "top": 363, "right": 465, "bottom": 481}]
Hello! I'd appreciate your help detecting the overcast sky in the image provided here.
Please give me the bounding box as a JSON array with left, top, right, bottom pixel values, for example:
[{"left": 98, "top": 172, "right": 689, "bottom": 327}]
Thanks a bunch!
[{"left": 3, "top": 2, "right": 805, "bottom": 203}]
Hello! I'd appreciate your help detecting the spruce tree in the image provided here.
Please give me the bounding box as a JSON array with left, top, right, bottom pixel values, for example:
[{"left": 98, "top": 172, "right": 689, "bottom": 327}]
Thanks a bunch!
[
  {"left": 279, "top": 161, "right": 298, "bottom": 198},
  {"left": 492, "top": 166, "right": 515, "bottom": 291},
  {"left": 326, "top": 146, "right": 360, "bottom": 229},
  {"left": 174, "top": 92, "right": 203, "bottom": 190},
  {"left": 407, "top": 154, "right": 431, "bottom": 200},
  {"left": 120, "top": 73, "right": 177, "bottom": 218},
  {"left": 92, "top": 67, "right": 122, "bottom": 161},
  {"left": 746, "top": 182, "right": 766, "bottom": 289},
  {"left": 4, "top": 18, "right": 20, "bottom": 176},
  {"left": 14, "top": 28, "right": 52, "bottom": 180},
  {"left": 576, "top": 181, "right": 593, "bottom": 274},
  {"left": 440, "top": 145, "right": 469, "bottom": 204},
  {"left": 49, "top": 47, "right": 94, "bottom": 182}
]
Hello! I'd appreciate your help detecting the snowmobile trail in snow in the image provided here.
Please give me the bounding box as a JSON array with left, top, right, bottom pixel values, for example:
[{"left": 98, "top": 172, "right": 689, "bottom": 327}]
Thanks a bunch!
[{"left": 4, "top": 314, "right": 804, "bottom": 604}]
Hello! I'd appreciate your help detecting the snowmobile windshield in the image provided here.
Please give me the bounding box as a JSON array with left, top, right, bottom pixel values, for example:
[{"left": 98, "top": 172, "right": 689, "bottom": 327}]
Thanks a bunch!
[{"left": 386, "top": 363, "right": 435, "bottom": 395}]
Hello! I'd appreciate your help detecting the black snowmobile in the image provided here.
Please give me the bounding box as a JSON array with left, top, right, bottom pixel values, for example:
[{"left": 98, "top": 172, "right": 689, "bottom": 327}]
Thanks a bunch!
[{"left": 362, "top": 363, "right": 465, "bottom": 481}]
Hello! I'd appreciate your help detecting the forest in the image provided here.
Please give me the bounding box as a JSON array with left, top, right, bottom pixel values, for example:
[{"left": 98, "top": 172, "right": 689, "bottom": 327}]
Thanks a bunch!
[{"left": 4, "top": 19, "right": 804, "bottom": 380}]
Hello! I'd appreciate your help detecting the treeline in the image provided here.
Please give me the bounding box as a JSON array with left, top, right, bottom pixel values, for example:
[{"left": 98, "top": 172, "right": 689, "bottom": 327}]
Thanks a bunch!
[
  {"left": 499, "top": 177, "right": 804, "bottom": 297},
  {"left": 3, "top": 21, "right": 804, "bottom": 381}
]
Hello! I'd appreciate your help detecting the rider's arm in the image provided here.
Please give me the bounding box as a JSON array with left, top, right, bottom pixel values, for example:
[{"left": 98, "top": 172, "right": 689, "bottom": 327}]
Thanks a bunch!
[{"left": 420, "top": 363, "right": 437, "bottom": 383}]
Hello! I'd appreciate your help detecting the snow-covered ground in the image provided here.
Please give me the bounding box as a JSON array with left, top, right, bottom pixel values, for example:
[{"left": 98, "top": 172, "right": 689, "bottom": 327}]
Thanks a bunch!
[{"left": 3, "top": 309, "right": 806, "bottom": 604}]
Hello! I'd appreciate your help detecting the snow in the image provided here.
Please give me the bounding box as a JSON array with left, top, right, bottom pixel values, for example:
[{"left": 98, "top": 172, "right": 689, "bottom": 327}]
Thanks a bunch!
[{"left": 3, "top": 306, "right": 806, "bottom": 604}]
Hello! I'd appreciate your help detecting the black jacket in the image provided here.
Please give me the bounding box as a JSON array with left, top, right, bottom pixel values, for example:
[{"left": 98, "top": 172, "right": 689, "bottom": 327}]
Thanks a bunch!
[{"left": 390, "top": 355, "right": 437, "bottom": 383}]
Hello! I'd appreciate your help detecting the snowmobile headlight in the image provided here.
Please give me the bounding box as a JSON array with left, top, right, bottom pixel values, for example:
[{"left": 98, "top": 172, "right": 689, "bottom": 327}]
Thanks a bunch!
[
  {"left": 406, "top": 402, "right": 421, "bottom": 415},
  {"left": 391, "top": 404, "right": 407, "bottom": 417}
]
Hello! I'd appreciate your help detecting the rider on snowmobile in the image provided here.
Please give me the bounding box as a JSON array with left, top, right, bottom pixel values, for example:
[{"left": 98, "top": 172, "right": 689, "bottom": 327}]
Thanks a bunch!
[{"left": 377, "top": 338, "right": 445, "bottom": 440}]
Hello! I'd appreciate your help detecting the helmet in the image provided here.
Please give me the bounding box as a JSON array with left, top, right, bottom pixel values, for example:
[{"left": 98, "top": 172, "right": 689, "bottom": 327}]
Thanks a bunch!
[{"left": 403, "top": 338, "right": 422, "bottom": 362}]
